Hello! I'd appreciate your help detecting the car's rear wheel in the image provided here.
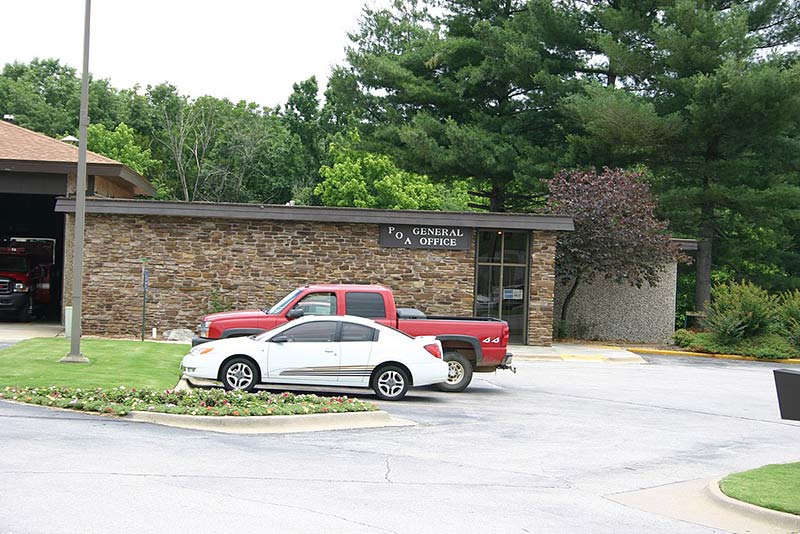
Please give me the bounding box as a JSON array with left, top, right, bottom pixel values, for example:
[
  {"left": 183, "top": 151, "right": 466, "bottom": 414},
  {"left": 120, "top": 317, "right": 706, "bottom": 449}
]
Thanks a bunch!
[
  {"left": 220, "top": 357, "right": 259, "bottom": 392},
  {"left": 371, "top": 365, "right": 410, "bottom": 401},
  {"left": 436, "top": 351, "right": 473, "bottom": 392}
]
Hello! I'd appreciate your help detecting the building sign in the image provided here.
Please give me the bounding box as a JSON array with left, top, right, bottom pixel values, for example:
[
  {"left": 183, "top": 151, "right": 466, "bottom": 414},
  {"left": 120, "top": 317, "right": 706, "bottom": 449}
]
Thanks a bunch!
[
  {"left": 503, "top": 288, "right": 524, "bottom": 300},
  {"left": 380, "top": 224, "right": 472, "bottom": 250}
]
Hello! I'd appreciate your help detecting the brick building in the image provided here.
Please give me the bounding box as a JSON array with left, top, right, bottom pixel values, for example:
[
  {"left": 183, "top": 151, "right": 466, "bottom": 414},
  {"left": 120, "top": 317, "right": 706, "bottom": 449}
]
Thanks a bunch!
[{"left": 55, "top": 199, "right": 573, "bottom": 345}]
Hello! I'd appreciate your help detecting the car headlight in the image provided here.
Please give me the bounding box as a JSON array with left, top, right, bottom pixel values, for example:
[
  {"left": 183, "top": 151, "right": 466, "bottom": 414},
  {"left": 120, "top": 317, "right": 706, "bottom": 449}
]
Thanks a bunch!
[
  {"left": 190, "top": 346, "right": 215, "bottom": 356},
  {"left": 199, "top": 320, "right": 211, "bottom": 337},
  {"left": 13, "top": 283, "right": 29, "bottom": 293}
]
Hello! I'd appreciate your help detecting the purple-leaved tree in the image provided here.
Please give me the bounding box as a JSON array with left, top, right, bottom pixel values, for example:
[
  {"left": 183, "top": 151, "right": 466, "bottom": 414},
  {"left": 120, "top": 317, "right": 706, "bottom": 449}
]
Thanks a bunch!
[{"left": 547, "top": 168, "right": 686, "bottom": 326}]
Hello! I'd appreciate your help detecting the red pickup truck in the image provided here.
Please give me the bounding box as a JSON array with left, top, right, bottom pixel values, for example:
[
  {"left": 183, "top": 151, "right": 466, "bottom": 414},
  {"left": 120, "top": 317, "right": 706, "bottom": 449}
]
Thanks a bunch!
[
  {"left": 0, "top": 239, "right": 56, "bottom": 321},
  {"left": 192, "top": 284, "right": 514, "bottom": 392}
]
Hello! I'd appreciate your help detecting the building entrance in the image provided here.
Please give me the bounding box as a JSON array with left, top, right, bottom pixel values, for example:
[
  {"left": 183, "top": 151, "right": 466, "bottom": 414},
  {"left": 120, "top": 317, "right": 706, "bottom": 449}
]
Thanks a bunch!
[{"left": 474, "top": 231, "right": 529, "bottom": 344}]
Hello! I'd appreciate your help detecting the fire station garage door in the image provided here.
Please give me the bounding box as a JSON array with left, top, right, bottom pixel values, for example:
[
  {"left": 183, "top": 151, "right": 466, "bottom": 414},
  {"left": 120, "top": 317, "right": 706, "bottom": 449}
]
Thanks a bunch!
[{"left": 0, "top": 193, "right": 64, "bottom": 320}]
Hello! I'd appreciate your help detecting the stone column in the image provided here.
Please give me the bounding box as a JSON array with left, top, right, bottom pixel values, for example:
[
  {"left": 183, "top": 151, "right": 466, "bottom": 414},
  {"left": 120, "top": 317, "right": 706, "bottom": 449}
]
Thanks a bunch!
[
  {"left": 527, "top": 231, "right": 557, "bottom": 345},
  {"left": 62, "top": 212, "right": 74, "bottom": 325}
]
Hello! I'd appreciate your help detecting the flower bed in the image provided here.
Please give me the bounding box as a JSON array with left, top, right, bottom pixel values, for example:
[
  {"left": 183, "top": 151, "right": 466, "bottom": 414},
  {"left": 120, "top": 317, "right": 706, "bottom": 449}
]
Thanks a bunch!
[{"left": 0, "top": 386, "right": 377, "bottom": 417}]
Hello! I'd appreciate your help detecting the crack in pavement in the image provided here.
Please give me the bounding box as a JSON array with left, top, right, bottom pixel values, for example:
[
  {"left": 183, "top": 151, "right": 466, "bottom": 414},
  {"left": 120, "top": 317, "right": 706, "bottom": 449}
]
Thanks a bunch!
[
  {"left": 384, "top": 457, "right": 392, "bottom": 483},
  {"left": 278, "top": 439, "right": 574, "bottom": 489}
]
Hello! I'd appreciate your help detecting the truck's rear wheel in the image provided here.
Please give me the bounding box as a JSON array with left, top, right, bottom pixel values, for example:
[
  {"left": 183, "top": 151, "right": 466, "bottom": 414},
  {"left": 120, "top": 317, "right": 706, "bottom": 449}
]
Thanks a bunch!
[{"left": 437, "top": 351, "right": 473, "bottom": 392}]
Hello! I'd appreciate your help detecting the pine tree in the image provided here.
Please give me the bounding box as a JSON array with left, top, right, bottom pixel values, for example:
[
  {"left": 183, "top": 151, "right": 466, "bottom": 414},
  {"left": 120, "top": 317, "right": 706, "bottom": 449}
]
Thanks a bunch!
[{"left": 563, "top": 0, "right": 800, "bottom": 309}]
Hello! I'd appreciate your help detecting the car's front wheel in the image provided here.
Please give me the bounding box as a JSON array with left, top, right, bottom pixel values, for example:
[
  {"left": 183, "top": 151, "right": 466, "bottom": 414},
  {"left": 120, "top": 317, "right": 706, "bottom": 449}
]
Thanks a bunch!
[
  {"left": 220, "top": 357, "right": 259, "bottom": 392},
  {"left": 436, "top": 351, "right": 473, "bottom": 392},
  {"left": 371, "top": 365, "right": 410, "bottom": 401}
]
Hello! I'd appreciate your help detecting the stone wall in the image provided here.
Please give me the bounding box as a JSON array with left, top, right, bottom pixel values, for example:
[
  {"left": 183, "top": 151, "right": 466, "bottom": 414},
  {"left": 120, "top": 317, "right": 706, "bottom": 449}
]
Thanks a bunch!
[
  {"left": 78, "top": 214, "right": 476, "bottom": 338},
  {"left": 68, "top": 213, "right": 560, "bottom": 344},
  {"left": 553, "top": 264, "right": 677, "bottom": 344}
]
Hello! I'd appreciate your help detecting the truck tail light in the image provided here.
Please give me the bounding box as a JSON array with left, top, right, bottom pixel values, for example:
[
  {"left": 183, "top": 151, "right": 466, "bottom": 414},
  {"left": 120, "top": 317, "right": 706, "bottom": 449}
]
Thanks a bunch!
[
  {"left": 424, "top": 343, "right": 442, "bottom": 359},
  {"left": 503, "top": 325, "right": 510, "bottom": 345}
]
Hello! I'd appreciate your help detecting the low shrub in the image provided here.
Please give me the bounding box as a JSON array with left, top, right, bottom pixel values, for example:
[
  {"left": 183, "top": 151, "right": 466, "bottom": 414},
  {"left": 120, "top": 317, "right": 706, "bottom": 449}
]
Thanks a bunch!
[
  {"left": 672, "top": 328, "right": 695, "bottom": 347},
  {"left": 671, "top": 330, "right": 796, "bottom": 359},
  {"left": 704, "top": 281, "right": 778, "bottom": 341},
  {"left": 0, "top": 386, "right": 377, "bottom": 416},
  {"left": 736, "top": 334, "right": 796, "bottom": 359},
  {"left": 778, "top": 290, "right": 800, "bottom": 349}
]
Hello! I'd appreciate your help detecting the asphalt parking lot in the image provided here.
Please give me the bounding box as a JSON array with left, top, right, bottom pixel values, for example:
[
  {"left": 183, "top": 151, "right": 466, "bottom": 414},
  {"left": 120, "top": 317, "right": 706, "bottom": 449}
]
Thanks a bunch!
[{"left": 1, "top": 354, "right": 798, "bottom": 533}]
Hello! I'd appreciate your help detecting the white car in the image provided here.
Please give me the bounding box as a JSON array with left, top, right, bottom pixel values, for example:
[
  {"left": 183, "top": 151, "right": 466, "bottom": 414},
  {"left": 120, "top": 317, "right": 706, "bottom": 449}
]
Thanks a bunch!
[{"left": 180, "top": 315, "right": 448, "bottom": 401}]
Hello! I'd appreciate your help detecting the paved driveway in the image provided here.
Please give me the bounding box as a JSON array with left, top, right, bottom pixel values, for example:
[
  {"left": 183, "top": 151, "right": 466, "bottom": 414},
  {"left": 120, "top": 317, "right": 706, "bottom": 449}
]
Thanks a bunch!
[{"left": 1, "top": 355, "right": 798, "bottom": 533}]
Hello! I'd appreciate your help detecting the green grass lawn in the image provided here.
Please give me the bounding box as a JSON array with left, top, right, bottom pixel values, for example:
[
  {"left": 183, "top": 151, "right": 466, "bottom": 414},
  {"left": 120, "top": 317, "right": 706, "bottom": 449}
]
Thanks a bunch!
[
  {"left": 720, "top": 462, "right": 800, "bottom": 515},
  {"left": 0, "top": 338, "right": 187, "bottom": 390}
]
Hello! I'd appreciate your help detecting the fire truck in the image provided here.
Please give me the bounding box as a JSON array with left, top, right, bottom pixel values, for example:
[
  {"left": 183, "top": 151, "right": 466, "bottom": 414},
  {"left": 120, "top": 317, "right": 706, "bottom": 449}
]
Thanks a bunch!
[{"left": 0, "top": 238, "right": 56, "bottom": 321}]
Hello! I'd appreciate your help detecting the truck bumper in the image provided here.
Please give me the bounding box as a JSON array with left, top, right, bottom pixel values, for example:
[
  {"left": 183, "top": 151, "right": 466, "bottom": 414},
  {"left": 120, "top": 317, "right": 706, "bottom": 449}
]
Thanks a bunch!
[
  {"left": 497, "top": 353, "right": 516, "bottom": 373},
  {"left": 0, "top": 293, "right": 28, "bottom": 314}
]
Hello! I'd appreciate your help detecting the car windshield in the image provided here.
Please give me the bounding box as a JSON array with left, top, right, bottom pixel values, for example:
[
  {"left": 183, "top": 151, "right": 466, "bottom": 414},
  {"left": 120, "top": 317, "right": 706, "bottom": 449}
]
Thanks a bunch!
[
  {"left": 0, "top": 255, "right": 27, "bottom": 272},
  {"left": 266, "top": 288, "right": 303, "bottom": 315}
]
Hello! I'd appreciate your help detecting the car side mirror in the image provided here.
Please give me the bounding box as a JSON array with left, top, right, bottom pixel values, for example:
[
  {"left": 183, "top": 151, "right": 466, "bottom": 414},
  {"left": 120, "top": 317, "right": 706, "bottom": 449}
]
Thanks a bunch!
[
  {"left": 286, "top": 307, "right": 304, "bottom": 319},
  {"left": 271, "top": 335, "right": 289, "bottom": 343}
]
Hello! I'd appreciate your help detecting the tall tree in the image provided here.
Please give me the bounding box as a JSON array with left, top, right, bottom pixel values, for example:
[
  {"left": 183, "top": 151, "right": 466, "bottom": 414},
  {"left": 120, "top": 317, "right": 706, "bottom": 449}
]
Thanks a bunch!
[
  {"left": 563, "top": 0, "right": 800, "bottom": 310},
  {"left": 87, "top": 122, "right": 158, "bottom": 176},
  {"left": 343, "top": 0, "right": 585, "bottom": 211},
  {"left": 150, "top": 86, "right": 306, "bottom": 203},
  {"left": 315, "top": 133, "right": 470, "bottom": 210},
  {"left": 0, "top": 58, "right": 131, "bottom": 136}
]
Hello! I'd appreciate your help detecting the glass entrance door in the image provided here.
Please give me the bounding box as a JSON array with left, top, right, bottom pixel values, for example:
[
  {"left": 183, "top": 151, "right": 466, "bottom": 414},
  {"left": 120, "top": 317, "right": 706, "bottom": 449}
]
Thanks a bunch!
[{"left": 475, "top": 231, "right": 529, "bottom": 344}]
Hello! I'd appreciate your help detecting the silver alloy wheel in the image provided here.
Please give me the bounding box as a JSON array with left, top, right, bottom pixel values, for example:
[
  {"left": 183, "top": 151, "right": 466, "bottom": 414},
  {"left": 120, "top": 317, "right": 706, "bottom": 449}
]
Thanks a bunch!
[
  {"left": 377, "top": 370, "right": 405, "bottom": 398},
  {"left": 225, "top": 362, "right": 254, "bottom": 390},
  {"left": 447, "top": 360, "right": 465, "bottom": 385}
]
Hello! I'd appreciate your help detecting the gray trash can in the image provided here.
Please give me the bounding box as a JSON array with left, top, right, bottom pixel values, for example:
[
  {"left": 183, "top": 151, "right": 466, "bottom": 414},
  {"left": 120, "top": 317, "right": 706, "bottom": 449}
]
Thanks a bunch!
[{"left": 774, "top": 369, "right": 800, "bottom": 421}]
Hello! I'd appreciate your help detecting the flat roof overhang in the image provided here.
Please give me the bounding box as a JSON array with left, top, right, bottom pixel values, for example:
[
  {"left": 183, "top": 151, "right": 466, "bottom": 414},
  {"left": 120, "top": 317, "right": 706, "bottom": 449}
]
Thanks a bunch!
[
  {"left": 55, "top": 198, "right": 575, "bottom": 231},
  {"left": 1, "top": 160, "right": 156, "bottom": 197}
]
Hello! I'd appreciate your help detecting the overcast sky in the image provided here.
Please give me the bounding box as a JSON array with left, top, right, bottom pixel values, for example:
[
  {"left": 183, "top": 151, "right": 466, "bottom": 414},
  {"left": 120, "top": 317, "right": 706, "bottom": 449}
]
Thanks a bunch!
[{"left": 0, "top": 0, "right": 377, "bottom": 108}]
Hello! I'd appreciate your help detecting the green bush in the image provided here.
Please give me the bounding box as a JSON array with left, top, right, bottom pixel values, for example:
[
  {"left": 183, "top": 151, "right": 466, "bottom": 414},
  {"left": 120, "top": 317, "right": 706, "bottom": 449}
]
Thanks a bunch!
[
  {"left": 672, "top": 328, "right": 695, "bottom": 347},
  {"left": 670, "top": 330, "right": 796, "bottom": 359},
  {"left": 704, "top": 281, "right": 778, "bottom": 341},
  {"left": 778, "top": 290, "right": 800, "bottom": 349},
  {"left": 736, "top": 334, "right": 796, "bottom": 359}
]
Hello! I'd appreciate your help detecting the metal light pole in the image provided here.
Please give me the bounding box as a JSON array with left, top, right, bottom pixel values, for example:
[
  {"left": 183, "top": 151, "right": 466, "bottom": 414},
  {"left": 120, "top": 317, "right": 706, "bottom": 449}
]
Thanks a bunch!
[{"left": 61, "top": 0, "right": 92, "bottom": 363}]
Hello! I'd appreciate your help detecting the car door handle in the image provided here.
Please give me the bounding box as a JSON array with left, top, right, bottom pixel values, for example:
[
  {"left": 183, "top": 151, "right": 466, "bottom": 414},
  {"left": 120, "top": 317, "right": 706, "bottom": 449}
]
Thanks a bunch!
[{"left": 324, "top": 349, "right": 336, "bottom": 354}]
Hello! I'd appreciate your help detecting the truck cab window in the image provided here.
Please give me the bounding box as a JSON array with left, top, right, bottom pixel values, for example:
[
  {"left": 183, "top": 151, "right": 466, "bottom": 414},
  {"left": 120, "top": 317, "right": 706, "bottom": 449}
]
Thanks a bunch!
[
  {"left": 345, "top": 292, "right": 386, "bottom": 318},
  {"left": 296, "top": 292, "right": 336, "bottom": 316}
]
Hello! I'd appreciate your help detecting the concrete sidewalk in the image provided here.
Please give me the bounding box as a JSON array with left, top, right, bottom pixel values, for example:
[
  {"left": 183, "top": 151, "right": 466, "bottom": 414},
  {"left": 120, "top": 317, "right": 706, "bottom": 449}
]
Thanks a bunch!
[
  {"left": 610, "top": 477, "right": 800, "bottom": 533},
  {"left": 510, "top": 343, "right": 646, "bottom": 363},
  {"left": 0, "top": 322, "right": 64, "bottom": 344}
]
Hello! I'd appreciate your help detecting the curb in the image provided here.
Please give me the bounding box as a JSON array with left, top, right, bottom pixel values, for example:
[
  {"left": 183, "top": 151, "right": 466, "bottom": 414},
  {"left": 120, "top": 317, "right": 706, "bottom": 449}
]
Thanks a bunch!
[
  {"left": 626, "top": 347, "right": 800, "bottom": 364},
  {"left": 706, "top": 478, "right": 800, "bottom": 531},
  {"left": 514, "top": 354, "right": 645, "bottom": 364},
  {"left": 126, "top": 409, "right": 416, "bottom": 434}
]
